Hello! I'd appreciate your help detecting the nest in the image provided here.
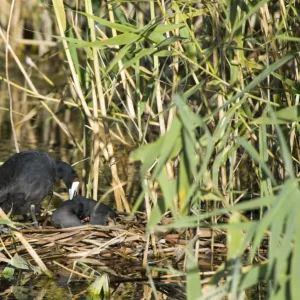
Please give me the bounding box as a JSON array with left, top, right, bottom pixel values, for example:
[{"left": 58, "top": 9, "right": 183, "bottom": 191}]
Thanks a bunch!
[{"left": 0, "top": 213, "right": 227, "bottom": 298}]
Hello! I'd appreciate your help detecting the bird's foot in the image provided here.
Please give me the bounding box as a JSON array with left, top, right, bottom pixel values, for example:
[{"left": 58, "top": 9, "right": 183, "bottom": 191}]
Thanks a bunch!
[{"left": 30, "top": 205, "right": 39, "bottom": 229}]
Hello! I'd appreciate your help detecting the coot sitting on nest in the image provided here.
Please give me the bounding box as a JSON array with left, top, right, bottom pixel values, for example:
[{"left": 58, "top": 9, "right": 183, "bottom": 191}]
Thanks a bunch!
[
  {"left": 0, "top": 150, "right": 80, "bottom": 216},
  {"left": 51, "top": 195, "right": 116, "bottom": 228}
]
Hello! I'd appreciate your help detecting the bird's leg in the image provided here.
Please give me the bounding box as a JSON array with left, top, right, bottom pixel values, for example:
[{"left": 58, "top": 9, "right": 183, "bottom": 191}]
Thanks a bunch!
[
  {"left": 30, "top": 204, "right": 39, "bottom": 228},
  {"left": 41, "top": 191, "right": 53, "bottom": 217}
]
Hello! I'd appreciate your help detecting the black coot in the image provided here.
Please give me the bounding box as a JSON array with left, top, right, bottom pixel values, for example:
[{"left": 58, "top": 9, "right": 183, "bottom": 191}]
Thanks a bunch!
[
  {"left": 51, "top": 195, "right": 116, "bottom": 228},
  {"left": 0, "top": 150, "right": 79, "bottom": 216}
]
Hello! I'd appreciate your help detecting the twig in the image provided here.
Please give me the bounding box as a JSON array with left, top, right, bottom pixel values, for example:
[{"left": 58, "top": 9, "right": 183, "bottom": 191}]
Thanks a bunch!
[{"left": 53, "top": 261, "right": 94, "bottom": 279}]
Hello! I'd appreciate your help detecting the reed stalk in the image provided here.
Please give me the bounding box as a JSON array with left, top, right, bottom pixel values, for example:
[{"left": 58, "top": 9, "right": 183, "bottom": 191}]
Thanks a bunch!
[{"left": 5, "top": 0, "right": 19, "bottom": 153}]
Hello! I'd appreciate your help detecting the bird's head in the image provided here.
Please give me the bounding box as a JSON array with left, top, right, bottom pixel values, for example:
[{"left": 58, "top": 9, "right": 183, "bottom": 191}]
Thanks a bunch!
[{"left": 55, "top": 161, "right": 80, "bottom": 199}]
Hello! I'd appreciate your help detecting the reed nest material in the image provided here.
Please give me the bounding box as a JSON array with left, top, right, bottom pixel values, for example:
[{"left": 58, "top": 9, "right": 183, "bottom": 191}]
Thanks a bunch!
[{"left": 0, "top": 214, "right": 227, "bottom": 280}]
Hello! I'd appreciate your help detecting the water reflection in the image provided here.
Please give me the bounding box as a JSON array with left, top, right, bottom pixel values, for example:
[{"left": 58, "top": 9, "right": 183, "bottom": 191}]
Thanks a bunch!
[{"left": 0, "top": 273, "right": 187, "bottom": 299}]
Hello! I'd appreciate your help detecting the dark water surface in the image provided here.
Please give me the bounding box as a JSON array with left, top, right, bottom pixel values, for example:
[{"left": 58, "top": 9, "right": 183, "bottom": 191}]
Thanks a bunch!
[{"left": 0, "top": 275, "right": 148, "bottom": 299}]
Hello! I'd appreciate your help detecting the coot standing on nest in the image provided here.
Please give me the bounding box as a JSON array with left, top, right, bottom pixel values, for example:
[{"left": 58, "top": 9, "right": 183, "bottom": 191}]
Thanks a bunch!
[
  {"left": 51, "top": 195, "right": 117, "bottom": 228},
  {"left": 0, "top": 150, "right": 80, "bottom": 217}
]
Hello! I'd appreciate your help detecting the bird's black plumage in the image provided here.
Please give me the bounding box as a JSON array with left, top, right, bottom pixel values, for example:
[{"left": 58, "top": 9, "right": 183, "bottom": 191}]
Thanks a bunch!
[
  {"left": 51, "top": 195, "right": 116, "bottom": 228},
  {"left": 0, "top": 150, "right": 79, "bottom": 216}
]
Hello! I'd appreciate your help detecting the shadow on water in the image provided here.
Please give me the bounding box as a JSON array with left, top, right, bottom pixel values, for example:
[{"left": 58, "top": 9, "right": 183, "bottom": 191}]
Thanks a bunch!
[
  {"left": 0, "top": 263, "right": 188, "bottom": 299},
  {"left": 1, "top": 276, "right": 133, "bottom": 299},
  {"left": 0, "top": 275, "right": 147, "bottom": 299}
]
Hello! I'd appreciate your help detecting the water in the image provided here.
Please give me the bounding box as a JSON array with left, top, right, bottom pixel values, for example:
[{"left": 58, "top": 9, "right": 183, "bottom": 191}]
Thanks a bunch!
[
  {"left": 0, "top": 258, "right": 186, "bottom": 299},
  {"left": 0, "top": 275, "right": 147, "bottom": 299}
]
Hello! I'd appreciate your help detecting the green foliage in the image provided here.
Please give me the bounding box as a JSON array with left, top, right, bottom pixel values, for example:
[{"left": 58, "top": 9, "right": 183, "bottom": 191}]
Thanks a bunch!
[
  {"left": 49, "top": 0, "right": 300, "bottom": 298},
  {"left": 3, "top": 254, "right": 42, "bottom": 279},
  {"left": 88, "top": 274, "right": 110, "bottom": 299}
]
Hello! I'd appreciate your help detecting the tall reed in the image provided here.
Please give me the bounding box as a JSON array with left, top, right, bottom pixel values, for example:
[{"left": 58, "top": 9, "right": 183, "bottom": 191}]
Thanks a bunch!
[{"left": 1, "top": 0, "right": 300, "bottom": 297}]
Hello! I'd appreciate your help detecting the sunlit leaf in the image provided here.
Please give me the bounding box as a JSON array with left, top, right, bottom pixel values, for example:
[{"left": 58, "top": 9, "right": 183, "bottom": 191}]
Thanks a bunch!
[
  {"left": 123, "top": 48, "right": 157, "bottom": 70},
  {"left": 52, "top": 0, "right": 66, "bottom": 31},
  {"left": 56, "top": 33, "right": 140, "bottom": 48},
  {"left": 178, "top": 151, "right": 190, "bottom": 214},
  {"left": 186, "top": 249, "right": 202, "bottom": 299},
  {"left": 79, "top": 12, "right": 135, "bottom": 32},
  {"left": 89, "top": 274, "right": 110, "bottom": 298}
]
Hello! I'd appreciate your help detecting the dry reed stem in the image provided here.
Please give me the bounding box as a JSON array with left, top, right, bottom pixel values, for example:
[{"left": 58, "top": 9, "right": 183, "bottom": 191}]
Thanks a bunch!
[
  {"left": 15, "top": 39, "right": 57, "bottom": 46},
  {"left": 0, "top": 208, "right": 51, "bottom": 277},
  {"left": 94, "top": 181, "right": 127, "bottom": 212},
  {"left": 53, "top": 261, "right": 94, "bottom": 279},
  {"left": 91, "top": 81, "right": 101, "bottom": 200},
  {"left": 85, "top": 0, "right": 102, "bottom": 202},
  {"left": 68, "top": 231, "right": 127, "bottom": 258},
  {"left": 0, "top": 237, "right": 12, "bottom": 260},
  {"left": 142, "top": 233, "right": 150, "bottom": 270},
  {"left": 4, "top": 0, "right": 19, "bottom": 153}
]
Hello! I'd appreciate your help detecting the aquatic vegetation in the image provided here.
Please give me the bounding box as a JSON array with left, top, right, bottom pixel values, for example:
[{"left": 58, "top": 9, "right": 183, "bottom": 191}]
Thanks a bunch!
[{"left": 0, "top": 0, "right": 300, "bottom": 298}]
